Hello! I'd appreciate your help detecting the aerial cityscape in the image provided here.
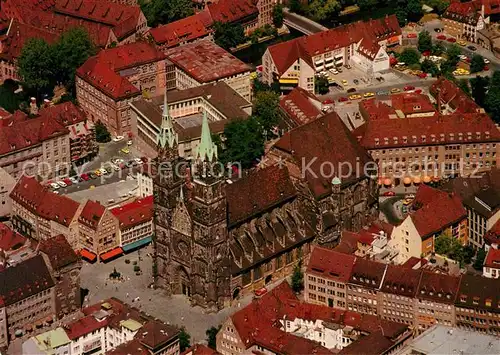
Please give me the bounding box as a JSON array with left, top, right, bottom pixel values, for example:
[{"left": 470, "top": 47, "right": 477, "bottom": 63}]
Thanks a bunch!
[{"left": 0, "top": 0, "right": 499, "bottom": 354}]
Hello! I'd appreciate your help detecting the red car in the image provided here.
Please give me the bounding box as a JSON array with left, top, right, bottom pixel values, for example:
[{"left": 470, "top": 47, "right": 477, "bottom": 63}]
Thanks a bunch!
[
  {"left": 63, "top": 178, "right": 73, "bottom": 186},
  {"left": 437, "top": 35, "right": 446, "bottom": 40},
  {"left": 322, "top": 99, "right": 334, "bottom": 105},
  {"left": 254, "top": 287, "right": 268, "bottom": 297},
  {"left": 484, "top": 66, "right": 489, "bottom": 71},
  {"left": 418, "top": 72, "right": 427, "bottom": 78},
  {"left": 383, "top": 191, "right": 396, "bottom": 197},
  {"left": 447, "top": 37, "right": 457, "bottom": 43},
  {"left": 415, "top": 88, "right": 423, "bottom": 94},
  {"left": 404, "top": 85, "right": 415, "bottom": 91},
  {"left": 338, "top": 97, "right": 348, "bottom": 102},
  {"left": 422, "top": 50, "right": 431, "bottom": 57},
  {"left": 80, "top": 173, "right": 90, "bottom": 181},
  {"left": 407, "top": 33, "right": 417, "bottom": 38}
]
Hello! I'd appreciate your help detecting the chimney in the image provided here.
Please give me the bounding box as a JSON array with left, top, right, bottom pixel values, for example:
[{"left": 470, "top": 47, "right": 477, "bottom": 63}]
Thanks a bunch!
[{"left": 30, "top": 97, "right": 38, "bottom": 116}]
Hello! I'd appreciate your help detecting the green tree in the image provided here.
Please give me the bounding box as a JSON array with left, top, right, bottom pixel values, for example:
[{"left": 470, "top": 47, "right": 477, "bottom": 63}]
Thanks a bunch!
[
  {"left": 0, "top": 83, "right": 21, "bottom": 113},
  {"left": 421, "top": 59, "right": 440, "bottom": 76},
  {"left": 291, "top": 260, "right": 304, "bottom": 293},
  {"left": 432, "top": 42, "right": 445, "bottom": 55},
  {"left": 457, "top": 79, "right": 471, "bottom": 96},
  {"left": 53, "top": 27, "right": 95, "bottom": 92},
  {"left": 213, "top": 21, "right": 246, "bottom": 50},
  {"left": 272, "top": 4, "right": 284, "bottom": 28},
  {"left": 490, "top": 70, "right": 500, "bottom": 87},
  {"left": 253, "top": 90, "right": 281, "bottom": 135},
  {"left": 206, "top": 325, "right": 221, "bottom": 350},
  {"left": 219, "top": 118, "right": 265, "bottom": 169},
  {"left": 407, "top": 0, "right": 424, "bottom": 21},
  {"left": 399, "top": 48, "right": 421, "bottom": 65},
  {"left": 446, "top": 44, "right": 461, "bottom": 66},
  {"left": 358, "top": 0, "right": 379, "bottom": 11},
  {"left": 95, "top": 120, "right": 111, "bottom": 143},
  {"left": 473, "top": 248, "right": 486, "bottom": 270},
  {"left": 315, "top": 75, "right": 329, "bottom": 95},
  {"left": 418, "top": 31, "right": 433, "bottom": 53},
  {"left": 470, "top": 75, "right": 490, "bottom": 108},
  {"left": 289, "top": 0, "right": 303, "bottom": 13},
  {"left": 179, "top": 327, "right": 191, "bottom": 352},
  {"left": 470, "top": 54, "right": 485, "bottom": 73},
  {"left": 485, "top": 86, "right": 500, "bottom": 123},
  {"left": 139, "top": 0, "right": 194, "bottom": 27},
  {"left": 426, "top": 0, "right": 451, "bottom": 14},
  {"left": 18, "top": 38, "right": 55, "bottom": 97},
  {"left": 306, "top": 0, "right": 341, "bottom": 22}
]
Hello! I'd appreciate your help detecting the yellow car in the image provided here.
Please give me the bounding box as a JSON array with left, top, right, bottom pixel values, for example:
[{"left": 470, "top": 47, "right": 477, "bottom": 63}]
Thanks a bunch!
[
  {"left": 391, "top": 88, "right": 401, "bottom": 93},
  {"left": 349, "top": 94, "right": 362, "bottom": 100},
  {"left": 458, "top": 40, "right": 467, "bottom": 46},
  {"left": 341, "top": 79, "right": 348, "bottom": 85},
  {"left": 121, "top": 147, "right": 130, "bottom": 154},
  {"left": 94, "top": 169, "right": 102, "bottom": 176},
  {"left": 363, "top": 92, "right": 375, "bottom": 98}
]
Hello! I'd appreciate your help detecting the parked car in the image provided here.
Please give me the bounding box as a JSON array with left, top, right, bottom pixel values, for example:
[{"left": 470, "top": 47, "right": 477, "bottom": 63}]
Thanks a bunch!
[
  {"left": 80, "top": 173, "right": 90, "bottom": 181},
  {"left": 484, "top": 58, "right": 490, "bottom": 64},
  {"left": 376, "top": 90, "right": 389, "bottom": 96},
  {"left": 121, "top": 147, "right": 130, "bottom": 154},
  {"left": 383, "top": 191, "right": 396, "bottom": 196},
  {"left": 127, "top": 140, "right": 133, "bottom": 146},
  {"left": 99, "top": 168, "right": 109, "bottom": 175},
  {"left": 437, "top": 35, "right": 446, "bottom": 40},
  {"left": 415, "top": 89, "right": 423, "bottom": 94},
  {"left": 363, "top": 92, "right": 375, "bottom": 98},
  {"left": 126, "top": 160, "right": 135, "bottom": 168},
  {"left": 112, "top": 136, "right": 124, "bottom": 142},
  {"left": 434, "top": 28, "right": 443, "bottom": 33},
  {"left": 390, "top": 87, "right": 401, "bottom": 93},
  {"left": 49, "top": 183, "right": 60, "bottom": 190},
  {"left": 338, "top": 96, "right": 349, "bottom": 102},
  {"left": 404, "top": 85, "right": 415, "bottom": 91},
  {"left": 119, "top": 163, "right": 126, "bottom": 170},
  {"left": 112, "top": 164, "right": 120, "bottom": 172},
  {"left": 353, "top": 79, "right": 359, "bottom": 85},
  {"left": 57, "top": 181, "right": 67, "bottom": 188},
  {"left": 94, "top": 170, "right": 102, "bottom": 177},
  {"left": 467, "top": 45, "right": 477, "bottom": 51},
  {"left": 347, "top": 88, "right": 357, "bottom": 93},
  {"left": 341, "top": 79, "right": 348, "bottom": 85},
  {"left": 140, "top": 156, "right": 148, "bottom": 163},
  {"left": 105, "top": 167, "right": 113, "bottom": 174},
  {"left": 458, "top": 40, "right": 467, "bottom": 46},
  {"left": 134, "top": 158, "right": 143, "bottom": 164},
  {"left": 63, "top": 178, "right": 73, "bottom": 186},
  {"left": 89, "top": 172, "right": 98, "bottom": 179},
  {"left": 484, "top": 65, "right": 489, "bottom": 71},
  {"left": 69, "top": 176, "right": 79, "bottom": 184},
  {"left": 349, "top": 94, "right": 362, "bottom": 100},
  {"left": 447, "top": 37, "right": 457, "bottom": 43},
  {"left": 418, "top": 73, "right": 427, "bottom": 79},
  {"left": 407, "top": 33, "right": 417, "bottom": 38}
]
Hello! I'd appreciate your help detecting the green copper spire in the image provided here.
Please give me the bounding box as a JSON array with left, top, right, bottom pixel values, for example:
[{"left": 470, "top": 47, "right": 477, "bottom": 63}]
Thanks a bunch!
[
  {"left": 156, "top": 88, "right": 178, "bottom": 149},
  {"left": 195, "top": 110, "right": 217, "bottom": 162}
]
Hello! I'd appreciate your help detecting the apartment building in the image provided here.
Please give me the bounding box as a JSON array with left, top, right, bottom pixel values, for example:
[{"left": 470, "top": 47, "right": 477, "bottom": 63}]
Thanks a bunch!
[
  {"left": 0, "top": 111, "right": 70, "bottom": 180},
  {"left": 129, "top": 82, "right": 251, "bottom": 159},
  {"left": 414, "top": 271, "right": 461, "bottom": 334},
  {"left": 110, "top": 196, "right": 153, "bottom": 253},
  {"left": 430, "top": 77, "right": 484, "bottom": 115},
  {"left": 443, "top": 1, "right": 485, "bottom": 42},
  {"left": 455, "top": 273, "right": 499, "bottom": 335},
  {"left": 78, "top": 200, "right": 120, "bottom": 262},
  {"left": 262, "top": 15, "right": 401, "bottom": 92},
  {"left": 347, "top": 258, "right": 387, "bottom": 315},
  {"left": 483, "top": 247, "right": 500, "bottom": 278},
  {"left": 391, "top": 185, "right": 467, "bottom": 264},
  {"left": 0, "top": 255, "right": 56, "bottom": 343},
  {"left": 441, "top": 169, "right": 500, "bottom": 249},
  {"left": 165, "top": 40, "right": 252, "bottom": 101},
  {"left": 305, "top": 246, "right": 355, "bottom": 309},
  {"left": 279, "top": 87, "right": 325, "bottom": 129},
  {"left": 0, "top": 167, "right": 15, "bottom": 218},
  {"left": 39, "top": 235, "right": 82, "bottom": 317},
  {"left": 10, "top": 176, "right": 82, "bottom": 248},
  {"left": 76, "top": 42, "right": 167, "bottom": 135}
]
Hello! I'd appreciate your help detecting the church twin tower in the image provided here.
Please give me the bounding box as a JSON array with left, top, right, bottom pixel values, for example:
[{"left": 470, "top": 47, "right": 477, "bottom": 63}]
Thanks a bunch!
[{"left": 152, "top": 88, "right": 230, "bottom": 311}]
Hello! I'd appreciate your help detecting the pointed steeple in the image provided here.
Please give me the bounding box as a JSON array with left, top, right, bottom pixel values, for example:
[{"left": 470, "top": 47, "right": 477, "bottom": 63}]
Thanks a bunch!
[
  {"left": 195, "top": 110, "right": 217, "bottom": 162},
  {"left": 156, "top": 88, "right": 178, "bottom": 149},
  {"left": 178, "top": 186, "right": 184, "bottom": 201}
]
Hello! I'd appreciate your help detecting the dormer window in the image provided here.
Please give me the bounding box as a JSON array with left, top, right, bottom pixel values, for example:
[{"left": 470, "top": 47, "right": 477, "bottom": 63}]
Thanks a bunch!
[
  {"left": 449, "top": 133, "right": 455, "bottom": 140},
  {"left": 431, "top": 134, "right": 436, "bottom": 142},
  {"left": 375, "top": 138, "right": 380, "bottom": 146},
  {"left": 403, "top": 136, "right": 408, "bottom": 143},
  {"left": 412, "top": 135, "right": 417, "bottom": 143},
  {"left": 476, "top": 132, "right": 481, "bottom": 139},
  {"left": 473, "top": 296, "right": 480, "bottom": 305},
  {"left": 421, "top": 135, "right": 426, "bottom": 142},
  {"left": 485, "top": 131, "right": 490, "bottom": 139},
  {"left": 485, "top": 298, "right": 492, "bottom": 307},
  {"left": 440, "top": 133, "right": 445, "bottom": 142},
  {"left": 458, "top": 133, "right": 463, "bottom": 140}
]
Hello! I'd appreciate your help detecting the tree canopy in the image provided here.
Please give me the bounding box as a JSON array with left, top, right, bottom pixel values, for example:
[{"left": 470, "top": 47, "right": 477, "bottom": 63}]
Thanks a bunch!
[
  {"left": 291, "top": 261, "right": 304, "bottom": 293},
  {"left": 18, "top": 38, "right": 55, "bottom": 97},
  {"left": 95, "top": 120, "right": 111, "bottom": 143},
  {"left": 426, "top": 0, "right": 451, "bottom": 14},
  {"left": 473, "top": 248, "right": 486, "bottom": 270},
  {"left": 213, "top": 21, "right": 246, "bottom": 50},
  {"left": 418, "top": 31, "right": 433, "bottom": 53},
  {"left": 399, "top": 48, "right": 421, "bottom": 65},
  {"left": 253, "top": 90, "right": 281, "bottom": 135},
  {"left": 306, "top": 0, "right": 341, "bottom": 22},
  {"left": 421, "top": 59, "right": 439, "bottom": 76},
  {"left": 179, "top": 327, "right": 191, "bottom": 352},
  {"left": 470, "top": 54, "right": 485, "bottom": 73},
  {"left": 206, "top": 325, "right": 221, "bottom": 350},
  {"left": 470, "top": 75, "right": 489, "bottom": 108},
  {"left": 395, "top": 0, "right": 422, "bottom": 25},
  {"left": 273, "top": 4, "right": 284, "bottom": 28},
  {"left": 315, "top": 75, "right": 329, "bottom": 95},
  {"left": 139, "top": 0, "right": 194, "bottom": 28}
]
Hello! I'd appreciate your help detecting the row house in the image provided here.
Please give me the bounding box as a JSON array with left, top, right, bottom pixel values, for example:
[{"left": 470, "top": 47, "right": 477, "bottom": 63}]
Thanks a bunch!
[
  {"left": 78, "top": 200, "right": 121, "bottom": 263},
  {"left": 76, "top": 42, "right": 167, "bottom": 136},
  {"left": 390, "top": 185, "right": 467, "bottom": 264},
  {"left": 10, "top": 176, "right": 82, "bottom": 248},
  {"left": 0, "top": 167, "right": 16, "bottom": 218},
  {"left": 430, "top": 77, "right": 484, "bottom": 115},
  {"left": 24, "top": 298, "right": 180, "bottom": 355},
  {"left": 346, "top": 258, "right": 386, "bottom": 315},
  {"left": 441, "top": 169, "right": 500, "bottom": 249},
  {"left": 164, "top": 40, "right": 253, "bottom": 101},
  {"left": 0, "top": 255, "right": 56, "bottom": 346},
  {"left": 262, "top": 15, "right": 401, "bottom": 92},
  {"left": 110, "top": 196, "right": 153, "bottom": 253},
  {"left": 443, "top": 1, "right": 485, "bottom": 43}
]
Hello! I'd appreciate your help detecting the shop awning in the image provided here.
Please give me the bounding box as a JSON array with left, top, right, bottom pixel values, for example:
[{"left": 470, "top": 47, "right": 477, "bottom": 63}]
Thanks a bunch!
[
  {"left": 100, "top": 247, "right": 123, "bottom": 262},
  {"left": 80, "top": 249, "right": 97, "bottom": 262},
  {"left": 122, "top": 236, "right": 152, "bottom": 253},
  {"left": 279, "top": 78, "right": 299, "bottom": 84}
]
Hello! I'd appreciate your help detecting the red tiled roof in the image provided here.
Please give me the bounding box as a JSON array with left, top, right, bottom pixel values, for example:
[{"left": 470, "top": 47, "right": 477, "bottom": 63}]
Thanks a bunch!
[
  {"left": 79, "top": 200, "right": 106, "bottom": 230},
  {"left": 0, "top": 222, "right": 27, "bottom": 252},
  {"left": 307, "top": 246, "right": 356, "bottom": 283},
  {"left": 390, "top": 93, "right": 437, "bottom": 116},
  {"left": 0, "top": 111, "right": 68, "bottom": 156},
  {"left": 225, "top": 165, "right": 297, "bottom": 226},
  {"left": 108, "top": 339, "right": 149, "bottom": 355},
  {"left": 380, "top": 264, "right": 422, "bottom": 298},
  {"left": 39, "top": 102, "right": 87, "bottom": 127},
  {"left": 430, "top": 77, "right": 481, "bottom": 113},
  {"left": 353, "top": 112, "right": 500, "bottom": 150},
  {"left": 39, "top": 234, "right": 80, "bottom": 269},
  {"left": 149, "top": 13, "right": 209, "bottom": 48},
  {"left": 338, "top": 332, "right": 394, "bottom": 355},
  {"left": 279, "top": 87, "right": 323, "bottom": 126},
  {"left": 402, "top": 256, "right": 428, "bottom": 269},
  {"left": 181, "top": 344, "right": 220, "bottom": 355},
  {"left": 267, "top": 15, "right": 401, "bottom": 75},
  {"left": 274, "top": 112, "right": 373, "bottom": 198},
  {"left": 484, "top": 247, "right": 500, "bottom": 268},
  {"left": 335, "top": 231, "right": 361, "bottom": 254},
  {"left": 76, "top": 42, "right": 165, "bottom": 100},
  {"left": 111, "top": 196, "right": 153, "bottom": 230},
  {"left": 207, "top": 0, "right": 258, "bottom": 24},
  {"left": 135, "top": 320, "right": 180, "bottom": 350},
  {"left": 443, "top": 1, "right": 481, "bottom": 24},
  {"left": 410, "top": 185, "right": 467, "bottom": 239},
  {"left": 164, "top": 40, "right": 250, "bottom": 83},
  {"left": 417, "top": 271, "right": 461, "bottom": 304},
  {"left": 349, "top": 258, "right": 387, "bottom": 289},
  {"left": 484, "top": 219, "right": 500, "bottom": 246},
  {"left": 0, "top": 19, "right": 58, "bottom": 62},
  {"left": 65, "top": 314, "right": 109, "bottom": 340},
  {"left": 54, "top": 0, "right": 141, "bottom": 40},
  {"left": 455, "top": 273, "right": 499, "bottom": 311},
  {"left": 359, "top": 99, "right": 397, "bottom": 120},
  {"left": 10, "top": 176, "right": 80, "bottom": 227},
  {"left": 481, "top": 0, "right": 500, "bottom": 15}
]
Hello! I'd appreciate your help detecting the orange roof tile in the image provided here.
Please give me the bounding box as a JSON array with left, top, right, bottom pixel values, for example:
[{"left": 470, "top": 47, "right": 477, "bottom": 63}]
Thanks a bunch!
[
  {"left": 484, "top": 247, "right": 500, "bottom": 268},
  {"left": 111, "top": 196, "right": 153, "bottom": 230},
  {"left": 79, "top": 200, "right": 106, "bottom": 230},
  {"left": 279, "top": 87, "right": 323, "bottom": 126},
  {"left": 149, "top": 13, "right": 209, "bottom": 48},
  {"left": 307, "top": 246, "right": 356, "bottom": 283}
]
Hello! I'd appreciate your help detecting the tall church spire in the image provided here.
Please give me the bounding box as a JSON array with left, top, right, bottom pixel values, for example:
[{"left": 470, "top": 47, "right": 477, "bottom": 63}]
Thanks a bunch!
[
  {"left": 195, "top": 110, "right": 217, "bottom": 162},
  {"left": 156, "top": 87, "right": 178, "bottom": 149}
]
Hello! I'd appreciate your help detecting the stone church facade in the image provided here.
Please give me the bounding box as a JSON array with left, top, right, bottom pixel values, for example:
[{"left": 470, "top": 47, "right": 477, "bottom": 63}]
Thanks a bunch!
[{"left": 152, "top": 91, "right": 378, "bottom": 311}]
